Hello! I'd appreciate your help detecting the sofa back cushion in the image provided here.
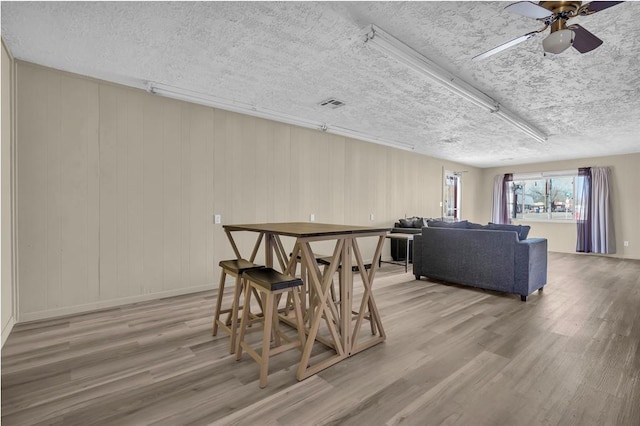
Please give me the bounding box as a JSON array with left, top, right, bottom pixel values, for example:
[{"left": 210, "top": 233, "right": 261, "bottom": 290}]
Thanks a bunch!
[
  {"left": 487, "top": 223, "right": 530, "bottom": 240},
  {"left": 427, "top": 220, "right": 469, "bottom": 229}
]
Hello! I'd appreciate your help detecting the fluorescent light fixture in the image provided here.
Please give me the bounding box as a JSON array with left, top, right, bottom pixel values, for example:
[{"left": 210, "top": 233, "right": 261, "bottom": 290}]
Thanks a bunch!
[
  {"left": 330, "top": 125, "right": 415, "bottom": 150},
  {"left": 146, "top": 82, "right": 415, "bottom": 152},
  {"left": 364, "top": 24, "right": 547, "bottom": 143},
  {"left": 492, "top": 106, "right": 547, "bottom": 144},
  {"left": 147, "top": 82, "right": 323, "bottom": 129}
]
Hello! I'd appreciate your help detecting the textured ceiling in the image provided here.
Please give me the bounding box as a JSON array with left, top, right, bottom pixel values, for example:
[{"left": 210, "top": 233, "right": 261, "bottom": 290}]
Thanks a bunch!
[{"left": 2, "top": 1, "right": 640, "bottom": 167}]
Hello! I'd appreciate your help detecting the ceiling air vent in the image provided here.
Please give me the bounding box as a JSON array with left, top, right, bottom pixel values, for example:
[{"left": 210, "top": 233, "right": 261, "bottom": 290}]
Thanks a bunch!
[{"left": 318, "top": 98, "right": 346, "bottom": 109}]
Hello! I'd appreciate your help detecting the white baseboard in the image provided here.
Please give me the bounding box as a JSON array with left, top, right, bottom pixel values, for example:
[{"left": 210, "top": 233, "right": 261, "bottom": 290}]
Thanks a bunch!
[
  {"left": 17, "top": 284, "right": 214, "bottom": 324},
  {"left": 2, "top": 316, "right": 15, "bottom": 348}
]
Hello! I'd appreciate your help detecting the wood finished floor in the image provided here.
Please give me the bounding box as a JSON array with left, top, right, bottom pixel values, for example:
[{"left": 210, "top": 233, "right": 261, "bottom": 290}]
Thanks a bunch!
[{"left": 2, "top": 252, "right": 640, "bottom": 425}]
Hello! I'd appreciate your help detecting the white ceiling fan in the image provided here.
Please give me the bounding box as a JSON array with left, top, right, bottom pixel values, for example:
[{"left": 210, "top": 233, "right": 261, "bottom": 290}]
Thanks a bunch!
[{"left": 473, "top": 1, "right": 624, "bottom": 61}]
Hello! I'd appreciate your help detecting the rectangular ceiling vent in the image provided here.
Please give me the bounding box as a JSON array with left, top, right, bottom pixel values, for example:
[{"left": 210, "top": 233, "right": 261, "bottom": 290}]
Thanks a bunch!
[{"left": 318, "top": 98, "right": 346, "bottom": 109}]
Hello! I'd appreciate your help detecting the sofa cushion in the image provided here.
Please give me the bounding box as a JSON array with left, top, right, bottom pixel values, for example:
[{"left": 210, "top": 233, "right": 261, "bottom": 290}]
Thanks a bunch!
[
  {"left": 398, "top": 217, "right": 428, "bottom": 228},
  {"left": 487, "top": 223, "right": 530, "bottom": 240},
  {"left": 428, "top": 220, "right": 469, "bottom": 229},
  {"left": 399, "top": 217, "right": 418, "bottom": 227}
]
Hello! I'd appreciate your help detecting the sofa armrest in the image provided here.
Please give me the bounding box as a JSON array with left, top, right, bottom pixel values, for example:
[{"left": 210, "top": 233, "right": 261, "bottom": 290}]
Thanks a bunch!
[{"left": 514, "top": 238, "right": 548, "bottom": 297}]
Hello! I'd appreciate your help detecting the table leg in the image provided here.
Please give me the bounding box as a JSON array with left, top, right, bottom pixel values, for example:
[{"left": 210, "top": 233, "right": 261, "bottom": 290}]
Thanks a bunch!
[
  {"left": 264, "top": 233, "right": 273, "bottom": 268},
  {"left": 350, "top": 235, "right": 386, "bottom": 352},
  {"left": 224, "top": 229, "right": 243, "bottom": 259},
  {"left": 340, "top": 238, "right": 352, "bottom": 353},
  {"left": 296, "top": 239, "right": 346, "bottom": 380}
]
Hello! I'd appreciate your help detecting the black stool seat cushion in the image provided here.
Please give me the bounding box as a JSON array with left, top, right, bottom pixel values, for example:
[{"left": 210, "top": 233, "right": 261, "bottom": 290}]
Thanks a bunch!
[
  {"left": 317, "top": 257, "right": 372, "bottom": 272},
  {"left": 243, "top": 268, "right": 303, "bottom": 291},
  {"left": 219, "top": 259, "right": 264, "bottom": 274}
]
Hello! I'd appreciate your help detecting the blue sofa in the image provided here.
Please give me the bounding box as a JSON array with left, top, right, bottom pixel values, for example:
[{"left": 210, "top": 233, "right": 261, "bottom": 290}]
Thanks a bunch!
[{"left": 413, "top": 224, "right": 547, "bottom": 301}]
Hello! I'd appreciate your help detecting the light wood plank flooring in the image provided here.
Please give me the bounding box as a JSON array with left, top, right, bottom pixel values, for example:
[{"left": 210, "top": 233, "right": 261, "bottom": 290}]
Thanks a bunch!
[{"left": 2, "top": 252, "right": 640, "bottom": 425}]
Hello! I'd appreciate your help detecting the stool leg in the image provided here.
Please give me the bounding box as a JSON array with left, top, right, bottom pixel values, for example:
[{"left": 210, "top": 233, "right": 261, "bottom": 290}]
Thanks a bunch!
[
  {"left": 272, "top": 294, "right": 282, "bottom": 347},
  {"left": 212, "top": 269, "right": 227, "bottom": 336},
  {"left": 228, "top": 274, "right": 244, "bottom": 354},
  {"left": 259, "top": 290, "right": 275, "bottom": 388},
  {"left": 292, "top": 288, "right": 306, "bottom": 349},
  {"left": 235, "top": 278, "right": 252, "bottom": 360}
]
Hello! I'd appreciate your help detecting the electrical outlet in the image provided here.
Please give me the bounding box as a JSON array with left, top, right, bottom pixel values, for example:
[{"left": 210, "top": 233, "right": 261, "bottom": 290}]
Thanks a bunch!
[
  {"left": 370, "top": 213, "right": 375, "bottom": 221},
  {"left": 624, "top": 241, "right": 629, "bottom": 247},
  {"left": 214, "top": 214, "right": 221, "bottom": 224},
  {"left": 310, "top": 213, "right": 315, "bottom": 222}
]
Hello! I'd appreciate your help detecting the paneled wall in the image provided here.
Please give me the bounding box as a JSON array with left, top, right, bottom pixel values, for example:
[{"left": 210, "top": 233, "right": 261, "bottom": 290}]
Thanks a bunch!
[
  {"left": 2, "top": 39, "right": 16, "bottom": 345},
  {"left": 15, "top": 62, "right": 480, "bottom": 321}
]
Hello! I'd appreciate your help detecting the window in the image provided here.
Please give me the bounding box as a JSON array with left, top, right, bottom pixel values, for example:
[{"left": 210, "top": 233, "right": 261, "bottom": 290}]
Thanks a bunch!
[{"left": 508, "top": 173, "right": 577, "bottom": 221}]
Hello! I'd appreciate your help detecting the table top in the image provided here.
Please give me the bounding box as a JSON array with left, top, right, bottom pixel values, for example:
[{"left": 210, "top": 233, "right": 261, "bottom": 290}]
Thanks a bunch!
[{"left": 224, "top": 222, "right": 391, "bottom": 238}]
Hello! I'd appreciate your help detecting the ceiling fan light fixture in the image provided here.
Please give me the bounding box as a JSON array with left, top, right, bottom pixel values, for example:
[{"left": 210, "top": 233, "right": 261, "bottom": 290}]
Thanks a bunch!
[{"left": 542, "top": 29, "right": 575, "bottom": 54}]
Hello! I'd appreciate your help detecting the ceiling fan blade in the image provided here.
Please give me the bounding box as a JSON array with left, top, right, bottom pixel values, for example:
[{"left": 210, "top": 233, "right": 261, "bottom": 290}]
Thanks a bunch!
[
  {"left": 581, "top": 1, "right": 624, "bottom": 14},
  {"left": 504, "top": 1, "right": 553, "bottom": 19},
  {"left": 473, "top": 32, "right": 538, "bottom": 61},
  {"left": 569, "top": 24, "right": 604, "bottom": 53}
]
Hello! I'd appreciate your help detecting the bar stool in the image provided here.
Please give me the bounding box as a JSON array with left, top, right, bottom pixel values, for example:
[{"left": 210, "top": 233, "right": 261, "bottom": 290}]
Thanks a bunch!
[
  {"left": 212, "top": 259, "right": 264, "bottom": 353},
  {"left": 235, "top": 267, "right": 306, "bottom": 388}
]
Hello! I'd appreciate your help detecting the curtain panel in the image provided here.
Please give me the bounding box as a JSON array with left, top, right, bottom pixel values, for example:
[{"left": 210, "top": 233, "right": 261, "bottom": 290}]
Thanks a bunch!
[
  {"left": 491, "top": 173, "right": 512, "bottom": 224},
  {"left": 590, "top": 167, "right": 616, "bottom": 253},
  {"left": 576, "top": 166, "right": 616, "bottom": 254}
]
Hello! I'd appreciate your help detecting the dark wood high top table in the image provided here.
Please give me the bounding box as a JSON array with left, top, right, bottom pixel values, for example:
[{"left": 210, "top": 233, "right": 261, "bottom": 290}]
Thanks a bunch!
[{"left": 223, "top": 222, "right": 391, "bottom": 380}]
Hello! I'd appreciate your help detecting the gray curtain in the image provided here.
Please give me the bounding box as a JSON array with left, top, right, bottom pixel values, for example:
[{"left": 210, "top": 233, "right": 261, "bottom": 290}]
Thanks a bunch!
[
  {"left": 491, "top": 173, "right": 512, "bottom": 224},
  {"left": 576, "top": 166, "right": 616, "bottom": 254},
  {"left": 591, "top": 167, "right": 616, "bottom": 254}
]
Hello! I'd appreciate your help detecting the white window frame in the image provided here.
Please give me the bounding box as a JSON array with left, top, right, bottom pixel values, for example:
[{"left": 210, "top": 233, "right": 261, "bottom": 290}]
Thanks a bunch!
[{"left": 509, "top": 170, "right": 577, "bottom": 222}]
